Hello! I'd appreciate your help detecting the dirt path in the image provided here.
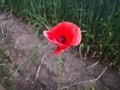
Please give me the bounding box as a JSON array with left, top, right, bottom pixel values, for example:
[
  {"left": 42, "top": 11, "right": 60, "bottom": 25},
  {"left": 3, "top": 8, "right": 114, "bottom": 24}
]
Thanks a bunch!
[{"left": 0, "top": 12, "right": 120, "bottom": 90}]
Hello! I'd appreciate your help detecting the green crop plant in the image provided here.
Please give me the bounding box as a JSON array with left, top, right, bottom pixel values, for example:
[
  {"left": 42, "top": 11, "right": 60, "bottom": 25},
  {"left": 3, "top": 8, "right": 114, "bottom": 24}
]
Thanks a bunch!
[{"left": 0, "top": 0, "right": 120, "bottom": 68}]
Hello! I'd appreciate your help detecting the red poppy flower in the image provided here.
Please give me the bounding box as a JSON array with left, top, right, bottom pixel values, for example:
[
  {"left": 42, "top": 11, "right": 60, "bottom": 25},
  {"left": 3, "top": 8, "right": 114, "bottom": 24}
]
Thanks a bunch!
[{"left": 43, "top": 21, "right": 82, "bottom": 55}]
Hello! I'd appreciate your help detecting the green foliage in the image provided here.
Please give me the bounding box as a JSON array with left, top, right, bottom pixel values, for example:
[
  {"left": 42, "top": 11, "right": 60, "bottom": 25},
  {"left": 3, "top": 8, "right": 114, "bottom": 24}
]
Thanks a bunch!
[
  {"left": 1, "top": 0, "right": 120, "bottom": 68},
  {"left": 85, "top": 82, "right": 94, "bottom": 90}
]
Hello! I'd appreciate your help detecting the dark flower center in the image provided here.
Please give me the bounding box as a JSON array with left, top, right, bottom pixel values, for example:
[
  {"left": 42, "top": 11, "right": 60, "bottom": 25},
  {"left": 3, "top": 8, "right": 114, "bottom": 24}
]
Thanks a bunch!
[{"left": 60, "top": 36, "right": 66, "bottom": 44}]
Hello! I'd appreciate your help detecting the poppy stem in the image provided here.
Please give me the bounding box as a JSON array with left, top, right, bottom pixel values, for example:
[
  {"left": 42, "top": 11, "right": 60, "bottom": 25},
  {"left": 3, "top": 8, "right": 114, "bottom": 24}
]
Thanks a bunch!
[{"left": 57, "top": 54, "right": 62, "bottom": 90}]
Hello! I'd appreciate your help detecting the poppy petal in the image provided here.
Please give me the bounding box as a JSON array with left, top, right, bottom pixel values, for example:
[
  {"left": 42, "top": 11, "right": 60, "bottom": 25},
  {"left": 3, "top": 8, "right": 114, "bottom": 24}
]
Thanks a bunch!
[
  {"left": 54, "top": 46, "right": 63, "bottom": 55},
  {"left": 54, "top": 45, "right": 70, "bottom": 55},
  {"left": 43, "top": 30, "right": 66, "bottom": 47},
  {"left": 72, "top": 28, "right": 82, "bottom": 46}
]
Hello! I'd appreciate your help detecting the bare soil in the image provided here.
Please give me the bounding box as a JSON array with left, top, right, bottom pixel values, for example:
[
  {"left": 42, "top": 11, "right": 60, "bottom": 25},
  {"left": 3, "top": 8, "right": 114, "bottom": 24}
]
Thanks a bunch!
[{"left": 0, "top": 11, "right": 120, "bottom": 90}]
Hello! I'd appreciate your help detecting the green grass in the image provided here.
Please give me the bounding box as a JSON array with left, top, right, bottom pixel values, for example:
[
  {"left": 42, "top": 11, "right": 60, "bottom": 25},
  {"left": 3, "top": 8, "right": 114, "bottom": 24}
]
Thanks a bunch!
[{"left": 0, "top": 0, "right": 120, "bottom": 69}]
